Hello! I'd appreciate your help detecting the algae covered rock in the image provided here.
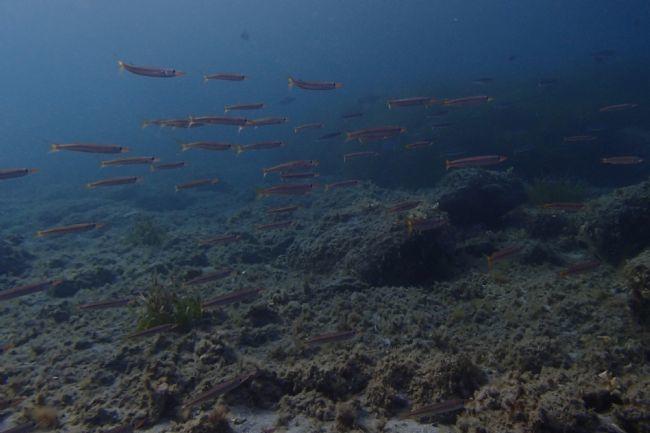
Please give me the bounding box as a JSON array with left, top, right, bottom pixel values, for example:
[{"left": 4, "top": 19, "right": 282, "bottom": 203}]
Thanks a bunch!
[
  {"left": 582, "top": 180, "right": 650, "bottom": 263},
  {"left": 437, "top": 169, "right": 526, "bottom": 226},
  {"left": 287, "top": 206, "right": 454, "bottom": 286},
  {"left": 623, "top": 249, "right": 650, "bottom": 325}
]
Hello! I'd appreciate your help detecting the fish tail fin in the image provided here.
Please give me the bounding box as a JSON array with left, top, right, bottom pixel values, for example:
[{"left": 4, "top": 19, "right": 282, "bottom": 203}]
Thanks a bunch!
[
  {"left": 35, "top": 231, "right": 45, "bottom": 238},
  {"left": 175, "top": 185, "right": 181, "bottom": 192},
  {"left": 49, "top": 144, "right": 60, "bottom": 153},
  {"left": 293, "top": 128, "right": 299, "bottom": 134},
  {"left": 181, "top": 144, "right": 189, "bottom": 151},
  {"left": 203, "top": 75, "right": 209, "bottom": 83},
  {"left": 117, "top": 60, "right": 125, "bottom": 74},
  {"left": 141, "top": 120, "right": 150, "bottom": 129},
  {"left": 224, "top": 107, "right": 230, "bottom": 113},
  {"left": 262, "top": 169, "right": 269, "bottom": 177},
  {"left": 288, "top": 77, "right": 294, "bottom": 89},
  {"left": 236, "top": 145, "right": 244, "bottom": 155},
  {"left": 211, "top": 178, "right": 220, "bottom": 185},
  {"left": 445, "top": 160, "right": 451, "bottom": 170},
  {"left": 238, "top": 126, "right": 244, "bottom": 133},
  {"left": 86, "top": 183, "right": 95, "bottom": 189}
]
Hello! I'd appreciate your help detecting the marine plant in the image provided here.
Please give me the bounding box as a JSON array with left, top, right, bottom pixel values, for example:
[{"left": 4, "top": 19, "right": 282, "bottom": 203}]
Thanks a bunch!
[
  {"left": 526, "top": 178, "right": 587, "bottom": 205},
  {"left": 136, "top": 275, "right": 202, "bottom": 331},
  {"left": 126, "top": 216, "right": 166, "bottom": 247}
]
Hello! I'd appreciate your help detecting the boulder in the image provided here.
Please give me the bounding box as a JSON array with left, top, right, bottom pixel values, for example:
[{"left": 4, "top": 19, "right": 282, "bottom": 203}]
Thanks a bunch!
[{"left": 436, "top": 169, "right": 526, "bottom": 226}]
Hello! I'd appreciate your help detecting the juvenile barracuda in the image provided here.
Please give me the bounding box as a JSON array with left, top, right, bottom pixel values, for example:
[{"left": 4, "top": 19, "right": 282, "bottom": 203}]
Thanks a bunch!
[
  {"left": 202, "top": 288, "right": 264, "bottom": 308},
  {"left": 262, "top": 160, "right": 319, "bottom": 176},
  {"left": 318, "top": 131, "right": 342, "bottom": 140},
  {"left": 280, "top": 172, "right": 319, "bottom": 180},
  {"left": 346, "top": 126, "right": 406, "bottom": 142},
  {"left": 400, "top": 399, "right": 468, "bottom": 420},
  {"left": 225, "top": 102, "right": 264, "bottom": 112},
  {"left": 257, "top": 183, "right": 317, "bottom": 197},
  {"left": 51, "top": 143, "right": 129, "bottom": 154},
  {"left": 445, "top": 155, "right": 507, "bottom": 169},
  {"left": 242, "top": 117, "right": 288, "bottom": 129},
  {"left": 387, "top": 200, "right": 422, "bottom": 213},
  {"left": 387, "top": 97, "right": 434, "bottom": 109},
  {"left": 601, "top": 156, "right": 644, "bottom": 165},
  {"left": 324, "top": 179, "right": 361, "bottom": 191},
  {"left": 0, "top": 279, "right": 63, "bottom": 302},
  {"left": 598, "top": 103, "right": 638, "bottom": 112},
  {"left": 343, "top": 151, "right": 379, "bottom": 162},
  {"left": 198, "top": 234, "right": 242, "bottom": 246},
  {"left": 87, "top": 176, "right": 141, "bottom": 189},
  {"left": 404, "top": 140, "right": 432, "bottom": 150},
  {"left": 563, "top": 135, "right": 597, "bottom": 142},
  {"left": 203, "top": 72, "right": 247, "bottom": 82},
  {"left": 294, "top": 123, "right": 324, "bottom": 133},
  {"left": 183, "top": 371, "right": 256, "bottom": 409},
  {"left": 256, "top": 220, "right": 294, "bottom": 231},
  {"left": 559, "top": 260, "right": 600, "bottom": 277},
  {"left": 126, "top": 323, "right": 177, "bottom": 339},
  {"left": 306, "top": 330, "right": 356, "bottom": 346},
  {"left": 142, "top": 118, "right": 202, "bottom": 129},
  {"left": 288, "top": 76, "right": 342, "bottom": 90},
  {"left": 175, "top": 178, "right": 219, "bottom": 191},
  {"left": 151, "top": 161, "right": 186, "bottom": 171},
  {"left": 236, "top": 141, "right": 284, "bottom": 154},
  {"left": 188, "top": 115, "right": 248, "bottom": 127},
  {"left": 542, "top": 202, "right": 586, "bottom": 211},
  {"left": 267, "top": 205, "right": 300, "bottom": 214},
  {"left": 0, "top": 168, "right": 39, "bottom": 180},
  {"left": 118, "top": 60, "right": 185, "bottom": 78},
  {"left": 37, "top": 222, "right": 105, "bottom": 237},
  {"left": 101, "top": 156, "right": 158, "bottom": 167},
  {"left": 78, "top": 298, "right": 132, "bottom": 310},
  {"left": 181, "top": 142, "right": 233, "bottom": 152},
  {"left": 487, "top": 245, "right": 524, "bottom": 271},
  {"left": 185, "top": 269, "right": 233, "bottom": 286},
  {"left": 443, "top": 95, "right": 493, "bottom": 106}
]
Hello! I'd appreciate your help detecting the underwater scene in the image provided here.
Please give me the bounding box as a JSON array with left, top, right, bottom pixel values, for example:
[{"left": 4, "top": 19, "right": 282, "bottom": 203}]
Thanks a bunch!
[{"left": 1, "top": 1, "right": 650, "bottom": 432}]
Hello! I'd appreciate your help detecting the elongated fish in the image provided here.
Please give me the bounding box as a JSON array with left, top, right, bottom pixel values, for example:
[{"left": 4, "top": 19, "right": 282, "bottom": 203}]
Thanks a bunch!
[
  {"left": 181, "top": 142, "right": 233, "bottom": 152},
  {"left": 306, "top": 330, "right": 356, "bottom": 346},
  {"left": 343, "top": 151, "right": 379, "bottom": 162},
  {"left": 51, "top": 143, "right": 128, "bottom": 154},
  {"left": 225, "top": 102, "right": 264, "bottom": 112},
  {"left": 288, "top": 77, "right": 342, "bottom": 90},
  {"left": 202, "top": 288, "right": 264, "bottom": 308},
  {"left": 204, "top": 73, "right": 247, "bottom": 82},
  {"left": 87, "top": 176, "right": 141, "bottom": 189},
  {"left": 118, "top": 60, "right": 185, "bottom": 78},
  {"left": 280, "top": 172, "right": 319, "bottom": 180},
  {"left": 256, "top": 220, "right": 294, "bottom": 231},
  {"left": 559, "top": 260, "right": 600, "bottom": 277},
  {"left": 262, "top": 160, "right": 319, "bottom": 176},
  {"left": 445, "top": 155, "right": 507, "bottom": 169},
  {"left": 294, "top": 123, "right": 324, "bottom": 133},
  {"left": 267, "top": 205, "right": 299, "bottom": 214},
  {"left": 443, "top": 95, "right": 492, "bottom": 106},
  {"left": 0, "top": 279, "right": 63, "bottom": 302},
  {"left": 487, "top": 245, "right": 523, "bottom": 271},
  {"left": 387, "top": 97, "right": 433, "bottom": 109},
  {"left": 175, "top": 178, "right": 219, "bottom": 191},
  {"left": 189, "top": 115, "right": 248, "bottom": 127},
  {"left": 257, "top": 184, "right": 317, "bottom": 197},
  {"left": 405, "top": 217, "right": 446, "bottom": 235},
  {"left": 404, "top": 140, "right": 432, "bottom": 150},
  {"left": 0, "top": 168, "right": 38, "bottom": 180},
  {"left": 37, "top": 222, "right": 105, "bottom": 237},
  {"left": 198, "top": 234, "right": 242, "bottom": 246},
  {"left": 346, "top": 126, "right": 405, "bottom": 142},
  {"left": 324, "top": 180, "right": 361, "bottom": 191},
  {"left": 598, "top": 103, "right": 638, "bottom": 113},
  {"left": 318, "top": 131, "right": 342, "bottom": 141},
  {"left": 243, "top": 117, "right": 288, "bottom": 129},
  {"left": 400, "top": 399, "right": 467, "bottom": 420},
  {"left": 101, "top": 157, "right": 158, "bottom": 167},
  {"left": 601, "top": 156, "right": 643, "bottom": 165},
  {"left": 387, "top": 200, "right": 421, "bottom": 213},
  {"left": 151, "top": 161, "right": 186, "bottom": 171},
  {"left": 183, "top": 371, "right": 256, "bottom": 409},
  {"left": 185, "top": 269, "right": 233, "bottom": 286},
  {"left": 237, "top": 141, "right": 284, "bottom": 154}
]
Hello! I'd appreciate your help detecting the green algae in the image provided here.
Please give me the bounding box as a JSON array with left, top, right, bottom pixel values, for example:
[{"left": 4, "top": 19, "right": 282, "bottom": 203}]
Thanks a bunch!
[{"left": 136, "top": 275, "right": 202, "bottom": 331}]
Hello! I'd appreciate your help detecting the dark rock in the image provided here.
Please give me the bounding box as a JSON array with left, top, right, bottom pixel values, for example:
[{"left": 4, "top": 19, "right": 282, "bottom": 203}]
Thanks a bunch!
[
  {"left": 0, "top": 239, "right": 33, "bottom": 276},
  {"left": 287, "top": 211, "right": 454, "bottom": 286},
  {"left": 581, "top": 180, "right": 650, "bottom": 263},
  {"left": 245, "top": 305, "right": 281, "bottom": 327},
  {"left": 39, "top": 303, "right": 72, "bottom": 323},
  {"left": 51, "top": 267, "right": 117, "bottom": 298},
  {"left": 437, "top": 169, "right": 526, "bottom": 226}
]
